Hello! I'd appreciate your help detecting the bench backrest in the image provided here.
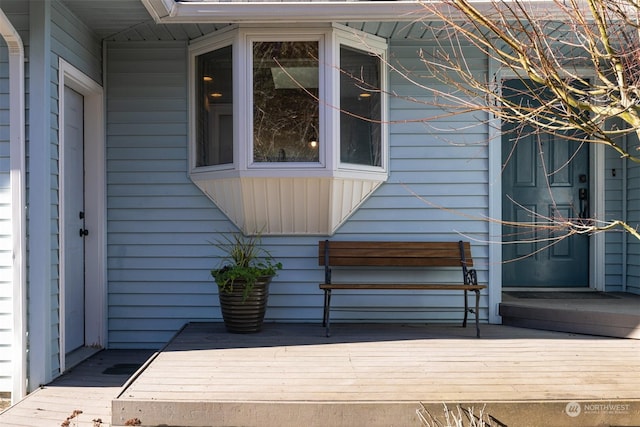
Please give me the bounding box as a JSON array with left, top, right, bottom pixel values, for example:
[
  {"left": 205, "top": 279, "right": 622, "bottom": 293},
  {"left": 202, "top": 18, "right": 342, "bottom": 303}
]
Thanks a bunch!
[{"left": 318, "top": 240, "right": 473, "bottom": 268}]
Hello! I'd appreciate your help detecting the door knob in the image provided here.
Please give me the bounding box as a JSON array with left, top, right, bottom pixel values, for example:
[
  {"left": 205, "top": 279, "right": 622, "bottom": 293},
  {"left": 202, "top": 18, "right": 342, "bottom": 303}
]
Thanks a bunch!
[
  {"left": 579, "top": 188, "right": 587, "bottom": 200},
  {"left": 79, "top": 228, "right": 89, "bottom": 237}
]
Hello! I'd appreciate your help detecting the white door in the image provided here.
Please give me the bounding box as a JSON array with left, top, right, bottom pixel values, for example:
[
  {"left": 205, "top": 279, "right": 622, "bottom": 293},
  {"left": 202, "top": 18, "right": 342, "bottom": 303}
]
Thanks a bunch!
[{"left": 64, "top": 86, "right": 85, "bottom": 353}]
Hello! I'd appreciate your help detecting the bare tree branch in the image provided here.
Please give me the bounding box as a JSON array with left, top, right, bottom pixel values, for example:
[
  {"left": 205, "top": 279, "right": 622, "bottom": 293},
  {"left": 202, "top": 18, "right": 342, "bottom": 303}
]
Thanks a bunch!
[
  {"left": 414, "top": 0, "right": 640, "bottom": 163},
  {"left": 387, "top": 0, "right": 640, "bottom": 245}
]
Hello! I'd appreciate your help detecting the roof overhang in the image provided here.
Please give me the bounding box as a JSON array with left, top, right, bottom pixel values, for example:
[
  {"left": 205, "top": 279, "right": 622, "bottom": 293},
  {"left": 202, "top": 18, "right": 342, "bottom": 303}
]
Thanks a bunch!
[
  {"left": 141, "top": 0, "right": 176, "bottom": 20},
  {"left": 141, "top": 0, "right": 424, "bottom": 23},
  {"left": 140, "top": 0, "right": 582, "bottom": 24}
]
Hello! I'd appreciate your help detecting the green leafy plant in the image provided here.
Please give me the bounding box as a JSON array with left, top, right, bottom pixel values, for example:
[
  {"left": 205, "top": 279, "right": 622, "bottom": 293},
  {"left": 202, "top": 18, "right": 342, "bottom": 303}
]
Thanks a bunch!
[{"left": 211, "top": 233, "right": 282, "bottom": 301}]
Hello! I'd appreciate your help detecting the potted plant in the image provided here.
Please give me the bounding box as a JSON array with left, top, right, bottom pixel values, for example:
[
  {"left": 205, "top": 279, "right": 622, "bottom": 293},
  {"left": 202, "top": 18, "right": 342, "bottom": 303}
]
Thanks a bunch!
[{"left": 211, "top": 233, "right": 282, "bottom": 333}]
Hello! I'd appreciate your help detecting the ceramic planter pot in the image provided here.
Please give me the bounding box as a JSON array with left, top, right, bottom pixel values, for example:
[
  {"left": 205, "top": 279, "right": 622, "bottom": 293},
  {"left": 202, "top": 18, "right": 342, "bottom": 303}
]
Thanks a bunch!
[{"left": 218, "top": 276, "right": 271, "bottom": 333}]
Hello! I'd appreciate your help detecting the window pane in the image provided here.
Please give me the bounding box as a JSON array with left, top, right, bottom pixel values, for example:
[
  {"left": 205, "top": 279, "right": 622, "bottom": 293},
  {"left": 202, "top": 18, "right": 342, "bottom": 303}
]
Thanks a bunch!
[
  {"left": 340, "top": 46, "right": 381, "bottom": 167},
  {"left": 196, "top": 46, "right": 233, "bottom": 167},
  {"left": 253, "top": 41, "right": 320, "bottom": 163}
]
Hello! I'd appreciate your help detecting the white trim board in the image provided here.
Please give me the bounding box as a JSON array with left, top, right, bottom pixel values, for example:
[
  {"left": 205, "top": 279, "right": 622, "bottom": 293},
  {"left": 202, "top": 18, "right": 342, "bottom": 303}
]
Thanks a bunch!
[
  {"left": 58, "top": 58, "right": 106, "bottom": 372},
  {"left": 0, "top": 5, "right": 26, "bottom": 403}
]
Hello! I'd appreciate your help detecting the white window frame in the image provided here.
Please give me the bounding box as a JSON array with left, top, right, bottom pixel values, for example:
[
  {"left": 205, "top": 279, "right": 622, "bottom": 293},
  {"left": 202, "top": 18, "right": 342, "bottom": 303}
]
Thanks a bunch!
[
  {"left": 242, "top": 28, "right": 329, "bottom": 171},
  {"left": 188, "top": 24, "right": 389, "bottom": 180},
  {"left": 333, "top": 27, "right": 389, "bottom": 174},
  {"left": 189, "top": 27, "right": 238, "bottom": 175}
]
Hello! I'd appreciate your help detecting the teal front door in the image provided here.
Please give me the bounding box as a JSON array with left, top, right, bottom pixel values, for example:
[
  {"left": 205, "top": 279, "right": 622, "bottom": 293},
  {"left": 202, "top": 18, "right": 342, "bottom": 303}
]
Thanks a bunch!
[{"left": 502, "top": 79, "right": 589, "bottom": 287}]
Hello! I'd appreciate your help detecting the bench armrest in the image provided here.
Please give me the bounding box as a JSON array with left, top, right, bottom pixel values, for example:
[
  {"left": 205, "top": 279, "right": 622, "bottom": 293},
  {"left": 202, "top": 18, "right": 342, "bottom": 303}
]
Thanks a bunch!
[{"left": 464, "top": 268, "right": 478, "bottom": 286}]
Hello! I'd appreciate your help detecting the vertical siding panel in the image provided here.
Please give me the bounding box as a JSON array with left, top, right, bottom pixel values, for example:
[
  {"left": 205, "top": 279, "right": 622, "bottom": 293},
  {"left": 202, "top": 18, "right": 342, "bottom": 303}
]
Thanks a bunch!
[
  {"left": 279, "top": 179, "right": 294, "bottom": 234},
  {"left": 292, "top": 179, "right": 306, "bottom": 231}
]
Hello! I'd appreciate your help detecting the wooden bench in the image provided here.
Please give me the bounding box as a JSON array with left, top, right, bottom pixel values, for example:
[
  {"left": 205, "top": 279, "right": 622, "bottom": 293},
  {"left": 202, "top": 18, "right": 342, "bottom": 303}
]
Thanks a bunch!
[{"left": 318, "top": 240, "right": 486, "bottom": 337}]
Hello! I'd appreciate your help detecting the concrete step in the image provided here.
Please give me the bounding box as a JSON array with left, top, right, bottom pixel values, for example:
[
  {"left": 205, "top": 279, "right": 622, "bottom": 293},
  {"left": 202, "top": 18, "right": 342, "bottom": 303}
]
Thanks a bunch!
[
  {"left": 112, "top": 399, "right": 640, "bottom": 427},
  {"left": 500, "top": 291, "right": 640, "bottom": 339}
]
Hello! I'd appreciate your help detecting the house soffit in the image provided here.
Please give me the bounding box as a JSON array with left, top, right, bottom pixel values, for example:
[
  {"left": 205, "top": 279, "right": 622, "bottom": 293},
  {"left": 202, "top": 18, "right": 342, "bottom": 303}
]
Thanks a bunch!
[
  {"left": 143, "top": 0, "right": 573, "bottom": 25},
  {"left": 142, "top": 0, "right": 427, "bottom": 24},
  {"left": 61, "top": 0, "right": 420, "bottom": 42},
  {"left": 62, "top": 0, "right": 576, "bottom": 43},
  {"left": 61, "top": 0, "right": 230, "bottom": 41}
]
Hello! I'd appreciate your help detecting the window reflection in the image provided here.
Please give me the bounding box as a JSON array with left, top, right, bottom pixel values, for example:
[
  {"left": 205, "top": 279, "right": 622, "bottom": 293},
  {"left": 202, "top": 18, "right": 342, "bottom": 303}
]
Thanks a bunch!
[
  {"left": 253, "top": 41, "right": 320, "bottom": 163},
  {"left": 196, "top": 46, "right": 233, "bottom": 167},
  {"left": 340, "top": 46, "right": 381, "bottom": 167}
]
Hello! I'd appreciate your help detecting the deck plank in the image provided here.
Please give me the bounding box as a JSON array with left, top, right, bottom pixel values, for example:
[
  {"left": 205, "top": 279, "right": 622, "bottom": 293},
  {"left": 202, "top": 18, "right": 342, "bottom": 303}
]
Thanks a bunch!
[
  {"left": 3, "top": 323, "right": 640, "bottom": 426},
  {"left": 113, "top": 322, "right": 640, "bottom": 426},
  {"left": 0, "top": 350, "right": 154, "bottom": 427}
]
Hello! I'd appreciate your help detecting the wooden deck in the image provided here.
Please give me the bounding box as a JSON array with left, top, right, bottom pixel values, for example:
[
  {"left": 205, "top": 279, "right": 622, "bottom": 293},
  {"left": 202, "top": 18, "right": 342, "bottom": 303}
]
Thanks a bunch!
[
  {"left": 113, "top": 322, "right": 640, "bottom": 427},
  {"left": 0, "top": 349, "right": 154, "bottom": 427},
  {"left": 2, "top": 322, "right": 639, "bottom": 427}
]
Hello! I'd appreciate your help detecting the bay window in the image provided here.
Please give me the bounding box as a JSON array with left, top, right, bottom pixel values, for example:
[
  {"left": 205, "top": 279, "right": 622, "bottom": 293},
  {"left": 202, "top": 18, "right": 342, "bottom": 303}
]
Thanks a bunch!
[{"left": 189, "top": 25, "right": 388, "bottom": 235}]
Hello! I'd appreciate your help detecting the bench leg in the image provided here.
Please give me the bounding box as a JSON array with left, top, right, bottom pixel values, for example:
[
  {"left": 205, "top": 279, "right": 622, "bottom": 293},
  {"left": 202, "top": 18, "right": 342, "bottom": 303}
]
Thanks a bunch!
[
  {"left": 462, "top": 289, "right": 469, "bottom": 328},
  {"left": 474, "top": 289, "right": 481, "bottom": 338},
  {"left": 322, "top": 289, "right": 328, "bottom": 327},
  {"left": 462, "top": 289, "right": 481, "bottom": 338},
  {"left": 323, "top": 289, "right": 332, "bottom": 337}
]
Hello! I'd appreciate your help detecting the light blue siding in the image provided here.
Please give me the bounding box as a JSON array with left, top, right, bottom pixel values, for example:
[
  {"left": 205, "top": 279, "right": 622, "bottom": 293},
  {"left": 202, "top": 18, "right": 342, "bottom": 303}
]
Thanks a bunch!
[
  {"left": 338, "top": 41, "right": 490, "bottom": 300},
  {"left": 627, "top": 133, "right": 640, "bottom": 294},
  {"left": 42, "top": 0, "right": 101, "bottom": 379},
  {"left": 104, "top": 38, "right": 491, "bottom": 349},
  {"left": 22, "top": 0, "right": 102, "bottom": 387},
  {"left": 16, "top": 14, "right": 639, "bottom": 364},
  {"left": 51, "top": 1, "right": 101, "bottom": 84},
  {"left": 603, "top": 119, "right": 626, "bottom": 292},
  {"left": 105, "top": 43, "right": 334, "bottom": 346},
  {"left": 107, "top": 41, "right": 218, "bottom": 348}
]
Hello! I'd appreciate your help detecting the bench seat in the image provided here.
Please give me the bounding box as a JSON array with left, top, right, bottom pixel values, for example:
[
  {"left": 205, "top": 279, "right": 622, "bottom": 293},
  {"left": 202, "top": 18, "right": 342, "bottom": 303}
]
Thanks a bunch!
[
  {"left": 320, "top": 283, "right": 486, "bottom": 291},
  {"left": 318, "top": 240, "right": 487, "bottom": 337}
]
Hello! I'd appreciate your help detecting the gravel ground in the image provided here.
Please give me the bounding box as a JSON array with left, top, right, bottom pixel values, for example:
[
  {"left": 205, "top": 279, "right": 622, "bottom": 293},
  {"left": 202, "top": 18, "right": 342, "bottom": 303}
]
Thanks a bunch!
[{"left": 0, "top": 392, "right": 10, "bottom": 411}]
